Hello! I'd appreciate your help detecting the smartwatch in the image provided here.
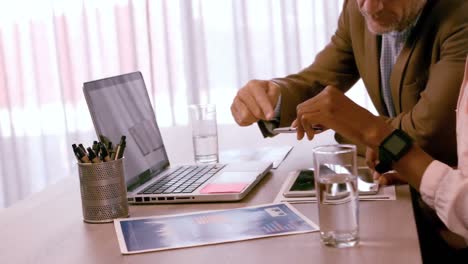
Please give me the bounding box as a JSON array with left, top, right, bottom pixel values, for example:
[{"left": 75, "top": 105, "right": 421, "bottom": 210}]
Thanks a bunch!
[{"left": 375, "top": 129, "right": 413, "bottom": 174}]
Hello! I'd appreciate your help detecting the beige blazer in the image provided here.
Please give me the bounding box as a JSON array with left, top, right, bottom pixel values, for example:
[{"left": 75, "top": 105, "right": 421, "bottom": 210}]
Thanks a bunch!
[{"left": 272, "top": 0, "right": 468, "bottom": 166}]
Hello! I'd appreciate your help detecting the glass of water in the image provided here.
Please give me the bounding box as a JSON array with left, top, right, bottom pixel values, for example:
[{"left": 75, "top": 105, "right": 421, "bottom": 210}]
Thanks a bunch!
[
  {"left": 312, "top": 144, "right": 359, "bottom": 248},
  {"left": 188, "top": 104, "right": 219, "bottom": 164}
]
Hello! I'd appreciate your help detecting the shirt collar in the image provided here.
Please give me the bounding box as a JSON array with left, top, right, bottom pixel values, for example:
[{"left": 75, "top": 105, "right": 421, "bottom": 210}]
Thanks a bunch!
[{"left": 384, "top": 13, "right": 421, "bottom": 39}]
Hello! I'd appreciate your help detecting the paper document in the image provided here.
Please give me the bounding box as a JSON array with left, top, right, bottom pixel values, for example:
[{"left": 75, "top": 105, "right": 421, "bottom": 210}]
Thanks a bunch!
[
  {"left": 114, "top": 203, "right": 318, "bottom": 254},
  {"left": 220, "top": 146, "right": 293, "bottom": 169},
  {"left": 274, "top": 171, "right": 396, "bottom": 204}
]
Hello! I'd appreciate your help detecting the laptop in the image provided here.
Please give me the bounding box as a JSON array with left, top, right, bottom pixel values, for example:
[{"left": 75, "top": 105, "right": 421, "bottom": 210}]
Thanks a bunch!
[{"left": 83, "top": 72, "right": 272, "bottom": 204}]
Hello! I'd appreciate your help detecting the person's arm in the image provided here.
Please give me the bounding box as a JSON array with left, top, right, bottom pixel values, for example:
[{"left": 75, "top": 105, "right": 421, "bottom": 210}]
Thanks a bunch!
[
  {"left": 366, "top": 119, "right": 468, "bottom": 241},
  {"left": 419, "top": 162, "right": 468, "bottom": 241},
  {"left": 295, "top": 80, "right": 468, "bottom": 240},
  {"left": 271, "top": 0, "right": 360, "bottom": 128},
  {"left": 291, "top": 85, "right": 433, "bottom": 189}
]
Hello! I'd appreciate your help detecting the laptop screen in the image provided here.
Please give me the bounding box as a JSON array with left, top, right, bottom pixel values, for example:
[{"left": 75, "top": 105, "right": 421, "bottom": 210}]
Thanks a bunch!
[{"left": 83, "top": 72, "right": 169, "bottom": 190}]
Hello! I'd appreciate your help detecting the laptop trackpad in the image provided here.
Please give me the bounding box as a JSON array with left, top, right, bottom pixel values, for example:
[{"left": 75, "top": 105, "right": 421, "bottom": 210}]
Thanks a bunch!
[{"left": 212, "top": 172, "right": 258, "bottom": 184}]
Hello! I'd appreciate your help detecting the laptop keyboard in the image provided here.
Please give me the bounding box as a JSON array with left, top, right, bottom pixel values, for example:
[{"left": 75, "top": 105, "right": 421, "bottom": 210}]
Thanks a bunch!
[{"left": 139, "top": 164, "right": 226, "bottom": 195}]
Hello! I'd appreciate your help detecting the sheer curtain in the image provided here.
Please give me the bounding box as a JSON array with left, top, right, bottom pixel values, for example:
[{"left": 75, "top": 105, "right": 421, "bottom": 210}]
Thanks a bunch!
[{"left": 0, "top": 0, "right": 374, "bottom": 208}]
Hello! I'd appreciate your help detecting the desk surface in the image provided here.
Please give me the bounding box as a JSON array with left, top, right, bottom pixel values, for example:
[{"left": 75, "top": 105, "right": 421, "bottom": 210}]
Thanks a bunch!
[{"left": 0, "top": 125, "right": 422, "bottom": 264}]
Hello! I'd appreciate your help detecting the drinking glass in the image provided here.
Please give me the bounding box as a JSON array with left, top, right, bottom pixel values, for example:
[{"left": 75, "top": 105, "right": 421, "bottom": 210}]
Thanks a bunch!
[
  {"left": 188, "top": 104, "right": 219, "bottom": 164},
  {"left": 312, "top": 144, "right": 359, "bottom": 248}
]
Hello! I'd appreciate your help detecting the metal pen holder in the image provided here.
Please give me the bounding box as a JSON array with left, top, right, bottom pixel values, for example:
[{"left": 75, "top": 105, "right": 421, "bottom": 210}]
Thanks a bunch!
[{"left": 77, "top": 158, "right": 129, "bottom": 223}]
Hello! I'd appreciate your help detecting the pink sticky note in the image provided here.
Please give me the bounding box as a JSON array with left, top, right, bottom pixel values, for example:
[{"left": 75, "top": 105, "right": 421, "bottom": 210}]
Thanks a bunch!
[{"left": 200, "top": 183, "right": 248, "bottom": 194}]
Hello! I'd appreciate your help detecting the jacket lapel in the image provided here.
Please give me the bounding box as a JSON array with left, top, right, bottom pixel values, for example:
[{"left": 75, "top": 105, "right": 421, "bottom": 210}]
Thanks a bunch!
[
  {"left": 365, "top": 33, "right": 386, "bottom": 114},
  {"left": 389, "top": 1, "right": 433, "bottom": 114},
  {"left": 389, "top": 35, "right": 417, "bottom": 114}
]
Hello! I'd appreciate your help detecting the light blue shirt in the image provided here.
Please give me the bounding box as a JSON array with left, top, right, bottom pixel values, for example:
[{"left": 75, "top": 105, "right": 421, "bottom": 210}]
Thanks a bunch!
[{"left": 379, "top": 28, "right": 412, "bottom": 117}]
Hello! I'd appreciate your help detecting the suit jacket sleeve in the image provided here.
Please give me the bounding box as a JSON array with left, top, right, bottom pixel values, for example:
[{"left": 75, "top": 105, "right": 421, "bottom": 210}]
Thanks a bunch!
[{"left": 269, "top": 0, "right": 360, "bottom": 128}]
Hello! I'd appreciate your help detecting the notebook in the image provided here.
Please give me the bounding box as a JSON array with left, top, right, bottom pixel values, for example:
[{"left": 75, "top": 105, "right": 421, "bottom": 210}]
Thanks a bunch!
[{"left": 83, "top": 72, "right": 272, "bottom": 204}]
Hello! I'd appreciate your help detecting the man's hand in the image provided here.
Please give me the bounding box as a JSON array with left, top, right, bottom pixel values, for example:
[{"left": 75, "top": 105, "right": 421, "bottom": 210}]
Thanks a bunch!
[
  {"left": 292, "top": 85, "right": 393, "bottom": 145},
  {"left": 366, "top": 147, "right": 378, "bottom": 170},
  {"left": 230, "top": 80, "right": 280, "bottom": 126}
]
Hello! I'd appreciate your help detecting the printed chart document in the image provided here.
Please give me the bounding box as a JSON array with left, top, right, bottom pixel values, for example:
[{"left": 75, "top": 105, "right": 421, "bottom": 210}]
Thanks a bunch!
[{"left": 114, "top": 203, "right": 318, "bottom": 254}]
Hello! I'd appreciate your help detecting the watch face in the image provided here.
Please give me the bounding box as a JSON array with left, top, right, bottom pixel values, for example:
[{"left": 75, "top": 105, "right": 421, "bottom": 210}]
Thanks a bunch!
[{"left": 383, "top": 135, "right": 406, "bottom": 155}]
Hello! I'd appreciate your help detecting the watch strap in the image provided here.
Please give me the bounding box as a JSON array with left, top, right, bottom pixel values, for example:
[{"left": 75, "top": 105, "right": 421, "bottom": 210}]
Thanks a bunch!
[
  {"left": 375, "top": 162, "right": 392, "bottom": 174},
  {"left": 376, "top": 148, "right": 393, "bottom": 174},
  {"left": 376, "top": 129, "right": 413, "bottom": 174}
]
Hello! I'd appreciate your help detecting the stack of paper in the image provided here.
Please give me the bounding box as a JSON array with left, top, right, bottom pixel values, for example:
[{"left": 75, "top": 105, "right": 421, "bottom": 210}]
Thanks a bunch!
[{"left": 274, "top": 171, "right": 396, "bottom": 204}]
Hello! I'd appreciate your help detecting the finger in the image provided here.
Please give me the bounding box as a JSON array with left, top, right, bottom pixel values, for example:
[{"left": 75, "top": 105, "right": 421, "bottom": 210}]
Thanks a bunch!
[
  {"left": 293, "top": 119, "right": 305, "bottom": 140},
  {"left": 366, "top": 148, "right": 378, "bottom": 169},
  {"left": 301, "top": 112, "right": 325, "bottom": 139},
  {"left": 230, "top": 100, "right": 242, "bottom": 125},
  {"left": 291, "top": 119, "right": 298, "bottom": 128},
  {"left": 231, "top": 104, "right": 246, "bottom": 126},
  {"left": 378, "top": 174, "right": 394, "bottom": 185},
  {"left": 237, "top": 89, "right": 266, "bottom": 120},
  {"left": 231, "top": 97, "right": 257, "bottom": 126},
  {"left": 377, "top": 175, "right": 389, "bottom": 185},
  {"left": 301, "top": 114, "right": 316, "bottom": 141},
  {"left": 372, "top": 171, "right": 381, "bottom": 180},
  {"left": 251, "top": 84, "right": 275, "bottom": 120},
  {"left": 294, "top": 97, "right": 321, "bottom": 141},
  {"left": 383, "top": 171, "right": 406, "bottom": 184},
  {"left": 378, "top": 172, "right": 404, "bottom": 185},
  {"left": 312, "top": 125, "right": 326, "bottom": 133},
  {"left": 295, "top": 115, "right": 305, "bottom": 140},
  {"left": 266, "top": 82, "right": 281, "bottom": 118},
  {"left": 291, "top": 119, "right": 304, "bottom": 140},
  {"left": 296, "top": 99, "right": 321, "bottom": 120}
]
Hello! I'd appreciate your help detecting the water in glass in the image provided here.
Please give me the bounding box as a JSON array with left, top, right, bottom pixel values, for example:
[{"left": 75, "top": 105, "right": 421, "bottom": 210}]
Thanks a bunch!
[
  {"left": 192, "top": 134, "right": 218, "bottom": 164},
  {"left": 316, "top": 173, "right": 359, "bottom": 248}
]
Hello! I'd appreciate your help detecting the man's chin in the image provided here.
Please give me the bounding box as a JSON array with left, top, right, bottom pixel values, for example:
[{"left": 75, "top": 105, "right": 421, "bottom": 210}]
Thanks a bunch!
[{"left": 366, "top": 21, "right": 395, "bottom": 35}]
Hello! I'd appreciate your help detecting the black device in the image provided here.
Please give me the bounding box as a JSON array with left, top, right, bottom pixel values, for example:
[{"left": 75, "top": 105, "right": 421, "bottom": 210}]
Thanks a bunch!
[
  {"left": 290, "top": 170, "right": 315, "bottom": 191},
  {"left": 283, "top": 169, "right": 316, "bottom": 197},
  {"left": 375, "top": 129, "right": 413, "bottom": 174}
]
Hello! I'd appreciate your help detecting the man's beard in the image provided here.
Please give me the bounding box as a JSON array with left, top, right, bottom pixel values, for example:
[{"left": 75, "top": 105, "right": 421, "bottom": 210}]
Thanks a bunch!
[{"left": 360, "top": 0, "right": 426, "bottom": 34}]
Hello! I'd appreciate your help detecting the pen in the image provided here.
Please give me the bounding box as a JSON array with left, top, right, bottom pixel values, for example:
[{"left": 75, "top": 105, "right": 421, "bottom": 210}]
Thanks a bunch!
[
  {"left": 98, "top": 142, "right": 112, "bottom": 162},
  {"left": 117, "top": 135, "right": 126, "bottom": 159},
  {"left": 118, "top": 135, "right": 126, "bottom": 146},
  {"left": 87, "top": 147, "right": 102, "bottom": 163},
  {"left": 107, "top": 141, "right": 113, "bottom": 153},
  {"left": 117, "top": 143, "right": 126, "bottom": 159},
  {"left": 114, "top": 144, "right": 121, "bottom": 160},
  {"left": 72, "top": 144, "right": 82, "bottom": 163},
  {"left": 78, "top": 144, "right": 87, "bottom": 154},
  {"left": 273, "top": 126, "right": 324, "bottom": 134},
  {"left": 75, "top": 146, "right": 91, "bottom": 163},
  {"left": 92, "top": 141, "right": 99, "bottom": 155},
  {"left": 110, "top": 143, "right": 118, "bottom": 160},
  {"left": 99, "top": 134, "right": 111, "bottom": 147}
]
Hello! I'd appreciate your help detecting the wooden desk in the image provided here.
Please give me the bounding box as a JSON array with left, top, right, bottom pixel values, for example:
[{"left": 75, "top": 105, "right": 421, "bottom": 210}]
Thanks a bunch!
[{"left": 0, "top": 125, "right": 422, "bottom": 263}]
